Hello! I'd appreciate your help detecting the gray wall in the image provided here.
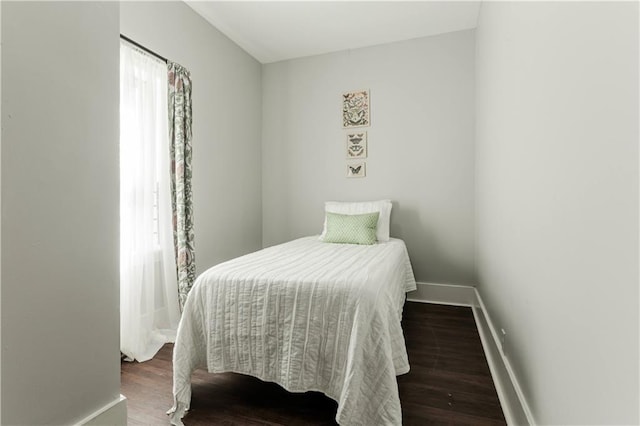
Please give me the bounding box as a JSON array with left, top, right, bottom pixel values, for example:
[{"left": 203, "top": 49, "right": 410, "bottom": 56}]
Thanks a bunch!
[
  {"left": 475, "top": 2, "right": 639, "bottom": 424},
  {"left": 1, "top": 2, "right": 121, "bottom": 424},
  {"left": 262, "top": 30, "right": 476, "bottom": 284},
  {"left": 121, "top": 1, "right": 263, "bottom": 273}
]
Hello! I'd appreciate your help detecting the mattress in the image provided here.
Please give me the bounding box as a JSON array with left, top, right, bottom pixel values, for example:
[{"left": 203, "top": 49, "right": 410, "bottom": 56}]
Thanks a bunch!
[{"left": 169, "top": 236, "right": 417, "bottom": 425}]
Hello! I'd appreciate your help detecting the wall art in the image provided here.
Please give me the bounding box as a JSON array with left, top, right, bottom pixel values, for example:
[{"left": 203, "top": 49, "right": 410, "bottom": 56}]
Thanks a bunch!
[
  {"left": 342, "top": 90, "right": 370, "bottom": 128},
  {"left": 346, "top": 132, "right": 368, "bottom": 159},
  {"left": 346, "top": 162, "right": 366, "bottom": 178}
]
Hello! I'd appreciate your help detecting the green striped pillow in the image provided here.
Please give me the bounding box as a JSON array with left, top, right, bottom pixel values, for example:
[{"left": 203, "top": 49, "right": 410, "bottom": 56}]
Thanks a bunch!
[{"left": 322, "top": 211, "right": 380, "bottom": 245}]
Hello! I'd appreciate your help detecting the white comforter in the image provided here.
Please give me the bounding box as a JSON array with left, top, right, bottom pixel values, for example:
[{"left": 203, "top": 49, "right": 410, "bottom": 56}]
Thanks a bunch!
[{"left": 169, "top": 236, "right": 417, "bottom": 425}]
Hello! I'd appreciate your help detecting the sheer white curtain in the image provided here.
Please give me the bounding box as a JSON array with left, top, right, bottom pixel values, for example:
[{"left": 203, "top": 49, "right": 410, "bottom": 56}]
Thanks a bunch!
[{"left": 120, "top": 41, "right": 180, "bottom": 362}]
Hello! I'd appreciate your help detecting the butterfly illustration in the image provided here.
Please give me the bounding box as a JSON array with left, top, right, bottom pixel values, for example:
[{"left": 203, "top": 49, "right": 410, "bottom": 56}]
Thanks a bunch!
[
  {"left": 342, "top": 91, "right": 369, "bottom": 127},
  {"left": 349, "top": 134, "right": 364, "bottom": 144},
  {"left": 349, "top": 145, "right": 364, "bottom": 155},
  {"left": 349, "top": 165, "right": 362, "bottom": 174}
]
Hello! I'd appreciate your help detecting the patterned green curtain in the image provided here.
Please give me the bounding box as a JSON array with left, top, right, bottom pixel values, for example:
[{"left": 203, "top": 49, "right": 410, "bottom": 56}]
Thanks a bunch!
[{"left": 168, "top": 62, "right": 195, "bottom": 310}]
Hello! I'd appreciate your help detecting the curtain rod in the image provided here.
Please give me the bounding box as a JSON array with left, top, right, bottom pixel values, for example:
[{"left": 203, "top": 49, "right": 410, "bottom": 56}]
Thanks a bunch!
[{"left": 120, "top": 34, "right": 168, "bottom": 64}]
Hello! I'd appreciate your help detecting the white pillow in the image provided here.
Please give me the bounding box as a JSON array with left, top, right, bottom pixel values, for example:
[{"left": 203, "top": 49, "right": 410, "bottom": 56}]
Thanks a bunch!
[{"left": 320, "top": 200, "right": 392, "bottom": 242}]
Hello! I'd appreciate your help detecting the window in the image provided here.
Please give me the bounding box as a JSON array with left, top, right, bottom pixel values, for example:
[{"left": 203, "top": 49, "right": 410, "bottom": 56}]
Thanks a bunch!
[{"left": 120, "top": 39, "right": 180, "bottom": 362}]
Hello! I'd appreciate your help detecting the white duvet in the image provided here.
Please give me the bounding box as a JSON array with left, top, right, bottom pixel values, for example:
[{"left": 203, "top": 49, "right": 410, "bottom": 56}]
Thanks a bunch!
[{"left": 168, "top": 236, "right": 417, "bottom": 425}]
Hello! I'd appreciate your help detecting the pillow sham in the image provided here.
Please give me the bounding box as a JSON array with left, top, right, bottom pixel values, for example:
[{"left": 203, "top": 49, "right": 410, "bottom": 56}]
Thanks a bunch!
[
  {"left": 322, "top": 212, "right": 380, "bottom": 245},
  {"left": 320, "top": 200, "right": 392, "bottom": 242}
]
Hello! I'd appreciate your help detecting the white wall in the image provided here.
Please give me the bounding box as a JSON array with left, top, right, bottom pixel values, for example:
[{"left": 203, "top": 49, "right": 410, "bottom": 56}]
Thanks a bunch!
[
  {"left": 475, "top": 2, "right": 639, "bottom": 424},
  {"left": 1, "top": 2, "right": 121, "bottom": 424},
  {"left": 121, "top": 1, "right": 263, "bottom": 272},
  {"left": 262, "top": 30, "right": 476, "bottom": 284},
  {"left": 0, "top": 1, "right": 3, "bottom": 420}
]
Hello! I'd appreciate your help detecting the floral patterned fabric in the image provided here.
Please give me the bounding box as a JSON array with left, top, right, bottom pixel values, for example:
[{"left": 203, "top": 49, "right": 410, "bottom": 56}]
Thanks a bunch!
[{"left": 168, "top": 61, "right": 195, "bottom": 311}]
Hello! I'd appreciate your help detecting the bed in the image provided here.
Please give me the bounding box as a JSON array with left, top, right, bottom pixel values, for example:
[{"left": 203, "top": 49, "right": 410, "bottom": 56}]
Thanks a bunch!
[{"left": 168, "top": 227, "right": 416, "bottom": 425}]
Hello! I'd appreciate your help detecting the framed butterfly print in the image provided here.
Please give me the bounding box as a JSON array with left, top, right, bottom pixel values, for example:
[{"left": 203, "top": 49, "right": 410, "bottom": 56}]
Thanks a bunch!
[
  {"left": 346, "top": 162, "right": 366, "bottom": 178},
  {"left": 346, "top": 132, "right": 367, "bottom": 159},
  {"left": 342, "top": 90, "right": 370, "bottom": 128}
]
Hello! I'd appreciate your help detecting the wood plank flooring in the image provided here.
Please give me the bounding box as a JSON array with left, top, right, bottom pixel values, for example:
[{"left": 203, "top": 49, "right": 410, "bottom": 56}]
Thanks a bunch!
[{"left": 121, "top": 302, "right": 506, "bottom": 425}]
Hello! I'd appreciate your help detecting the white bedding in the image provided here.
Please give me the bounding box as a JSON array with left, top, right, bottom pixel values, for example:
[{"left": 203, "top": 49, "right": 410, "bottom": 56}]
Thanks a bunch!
[{"left": 168, "top": 236, "right": 417, "bottom": 425}]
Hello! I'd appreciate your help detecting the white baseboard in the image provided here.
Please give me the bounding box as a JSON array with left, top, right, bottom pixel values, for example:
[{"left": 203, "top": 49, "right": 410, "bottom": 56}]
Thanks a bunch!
[
  {"left": 407, "top": 281, "right": 478, "bottom": 306},
  {"left": 75, "top": 394, "right": 127, "bottom": 426},
  {"left": 473, "top": 290, "right": 535, "bottom": 426},
  {"left": 406, "top": 282, "right": 534, "bottom": 425}
]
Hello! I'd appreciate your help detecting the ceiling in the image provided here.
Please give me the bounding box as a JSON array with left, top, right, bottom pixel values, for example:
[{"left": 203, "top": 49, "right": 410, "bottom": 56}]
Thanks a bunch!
[{"left": 184, "top": 1, "right": 482, "bottom": 64}]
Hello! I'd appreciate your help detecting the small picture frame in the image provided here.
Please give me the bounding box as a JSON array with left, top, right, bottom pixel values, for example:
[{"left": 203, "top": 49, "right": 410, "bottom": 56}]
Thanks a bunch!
[
  {"left": 342, "top": 90, "right": 370, "bottom": 128},
  {"left": 346, "top": 162, "right": 366, "bottom": 178},
  {"left": 346, "top": 132, "right": 367, "bottom": 159}
]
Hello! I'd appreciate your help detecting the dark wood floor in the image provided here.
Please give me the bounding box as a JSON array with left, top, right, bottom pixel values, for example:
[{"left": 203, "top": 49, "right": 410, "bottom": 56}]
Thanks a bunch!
[{"left": 121, "top": 302, "right": 506, "bottom": 425}]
